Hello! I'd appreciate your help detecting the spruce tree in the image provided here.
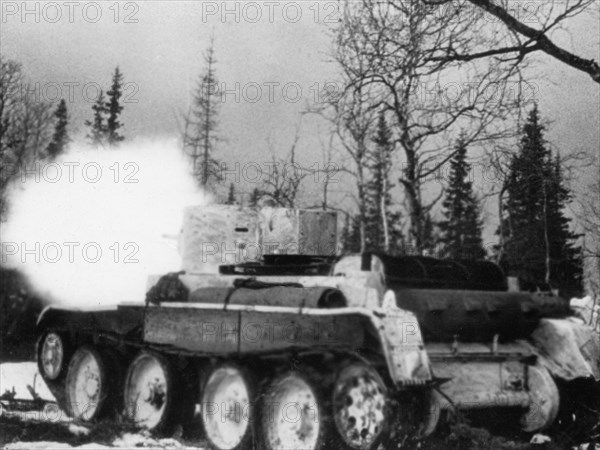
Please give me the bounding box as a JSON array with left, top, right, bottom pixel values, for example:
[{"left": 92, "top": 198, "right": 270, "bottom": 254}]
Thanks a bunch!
[
  {"left": 364, "top": 112, "right": 403, "bottom": 253},
  {"left": 46, "top": 99, "right": 69, "bottom": 159},
  {"left": 502, "top": 105, "right": 582, "bottom": 294},
  {"left": 105, "top": 67, "right": 125, "bottom": 146},
  {"left": 226, "top": 182, "right": 236, "bottom": 205},
  {"left": 248, "top": 188, "right": 261, "bottom": 207},
  {"left": 85, "top": 90, "right": 107, "bottom": 147},
  {"left": 184, "top": 38, "right": 221, "bottom": 187},
  {"left": 546, "top": 155, "right": 583, "bottom": 295},
  {"left": 439, "top": 134, "right": 485, "bottom": 260},
  {"left": 503, "top": 105, "right": 551, "bottom": 288}
]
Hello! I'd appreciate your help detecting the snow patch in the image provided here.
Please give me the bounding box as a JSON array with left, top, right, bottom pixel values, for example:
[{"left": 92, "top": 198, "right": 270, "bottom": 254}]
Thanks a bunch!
[
  {"left": 571, "top": 295, "right": 600, "bottom": 328},
  {"left": 3, "top": 443, "right": 74, "bottom": 449},
  {"left": 0, "top": 362, "right": 55, "bottom": 402},
  {"left": 68, "top": 424, "right": 91, "bottom": 437},
  {"left": 111, "top": 432, "right": 194, "bottom": 448}
]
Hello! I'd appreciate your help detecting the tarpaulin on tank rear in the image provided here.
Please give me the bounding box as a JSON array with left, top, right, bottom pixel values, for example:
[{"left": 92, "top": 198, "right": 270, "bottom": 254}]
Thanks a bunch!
[
  {"left": 188, "top": 283, "right": 347, "bottom": 308},
  {"left": 372, "top": 254, "right": 508, "bottom": 291},
  {"left": 393, "top": 289, "right": 568, "bottom": 342}
]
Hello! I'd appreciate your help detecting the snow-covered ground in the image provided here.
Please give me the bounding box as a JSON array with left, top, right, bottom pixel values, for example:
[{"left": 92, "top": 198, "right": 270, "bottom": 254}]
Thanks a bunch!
[
  {"left": 0, "top": 362, "right": 204, "bottom": 449},
  {"left": 2, "top": 434, "right": 204, "bottom": 450},
  {"left": 1, "top": 362, "right": 55, "bottom": 402}
]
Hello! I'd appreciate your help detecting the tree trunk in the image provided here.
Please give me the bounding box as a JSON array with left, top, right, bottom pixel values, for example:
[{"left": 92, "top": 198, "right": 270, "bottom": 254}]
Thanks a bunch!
[
  {"left": 401, "top": 175, "right": 423, "bottom": 254},
  {"left": 542, "top": 181, "right": 551, "bottom": 285},
  {"left": 497, "top": 184, "right": 507, "bottom": 263},
  {"left": 357, "top": 162, "right": 367, "bottom": 253},
  {"left": 381, "top": 175, "right": 390, "bottom": 252}
]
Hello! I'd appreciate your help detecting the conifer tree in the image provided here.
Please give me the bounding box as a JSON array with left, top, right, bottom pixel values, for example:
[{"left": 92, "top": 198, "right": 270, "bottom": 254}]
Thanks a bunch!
[
  {"left": 248, "top": 188, "right": 261, "bottom": 207},
  {"left": 546, "top": 155, "right": 583, "bottom": 295},
  {"left": 105, "top": 67, "right": 125, "bottom": 146},
  {"left": 502, "top": 105, "right": 582, "bottom": 294},
  {"left": 85, "top": 90, "right": 107, "bottom": 147},
  {"left": 46, "top": 99, "right": 69, "bottom": 159},
  {"left": 439, "top": 134, "right": 485, "bottom": 260},
  {"left": 226, "top": 182, "right": 236, "bottom": 205},
  {"left": 183, "top": 37, "right": 221, "bottom": 187},
  {"left": 503, "top": 105, "right": 551, "bottom": 287},
  {"left": 364, "top": 112, "right": 403, "bottom": 253}
]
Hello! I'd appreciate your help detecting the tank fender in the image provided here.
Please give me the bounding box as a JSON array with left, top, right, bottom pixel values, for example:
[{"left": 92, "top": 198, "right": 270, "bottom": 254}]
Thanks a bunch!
[
  {"left": 36, "top": 306, "right": 68, "bottom": 329},
  {"left": 141, "top": 299, "right": 433, "bottom": 385},
  {"left": 529, "top": 318, "right": 600, "bottom": 381},
  {"left": 37, "top": 305, "right": 52, "bottom": 327}
]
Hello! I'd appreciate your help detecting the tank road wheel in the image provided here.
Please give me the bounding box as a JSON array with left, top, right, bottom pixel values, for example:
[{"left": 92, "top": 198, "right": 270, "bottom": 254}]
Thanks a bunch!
[
  {"left": 37, "top": 329, "right": 73, "bottom": 413},
  {"left": 200, "top": 365, "right": 253, "bottom": 450},
  {"left": 38, "top": 331, "right": 68, "bottom": 381},
  {"left": 65, "top": 346, "right": 112, "bottom": 421},
  {"left": 259, "top": 372, "right": 323, "bottom": 450},
  {"left": 520, "top": 363, "right": 560, "bottom": 432},
  {"left": 123, "top": 351, "right": 179, "bottom": 433},
  {"left": 332, "top": 363, "right": 388, "bottom": 450}
]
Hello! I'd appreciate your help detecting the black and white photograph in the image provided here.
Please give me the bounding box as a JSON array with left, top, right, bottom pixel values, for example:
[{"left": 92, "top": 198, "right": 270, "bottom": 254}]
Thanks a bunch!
[{"left": 1, "top": 1, "right": 599, "bottom": 449}]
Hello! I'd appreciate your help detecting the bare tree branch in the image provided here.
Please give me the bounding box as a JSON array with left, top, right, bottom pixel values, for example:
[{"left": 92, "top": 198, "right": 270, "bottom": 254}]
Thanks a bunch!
[{"left": 437, "top": 0, "right": 600, "bottom": 83}]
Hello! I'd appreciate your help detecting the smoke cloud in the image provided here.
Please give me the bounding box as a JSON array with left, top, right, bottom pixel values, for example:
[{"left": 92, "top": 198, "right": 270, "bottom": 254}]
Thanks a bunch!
[{"left": 1, "top": 139, "right": 208, "bottom": 307}]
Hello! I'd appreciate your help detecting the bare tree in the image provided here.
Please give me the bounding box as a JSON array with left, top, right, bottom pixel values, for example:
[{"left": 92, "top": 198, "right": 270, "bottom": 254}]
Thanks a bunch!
[
  {"left": 300, "top": 123, "right": 348, "bottom": 212},
  {"left": 315, "top": 131, "right": 340, "bottom": 211},
  {"left": 260, "top": 126, "right": 309, "bottom": 209},
  {"left": 0, "top": 58, "right": 23, "bottom": 156},
  {"left": 329, "top": 0, "right": 523, "bottom": 253},
  {"left": 429, "top": 0, "right": 600, "bottom": 84},
  {"left": 310, "top": 71, "right": 379, "bottom": 252},
  {"left": 1, "top": 57, "right": 53, "bottom": 217}
]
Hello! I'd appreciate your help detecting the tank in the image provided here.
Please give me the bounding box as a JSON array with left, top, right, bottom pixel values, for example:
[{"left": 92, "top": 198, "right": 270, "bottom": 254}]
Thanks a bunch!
[{"left": 35, "top": 205, "right": 600, "bottom": 449}]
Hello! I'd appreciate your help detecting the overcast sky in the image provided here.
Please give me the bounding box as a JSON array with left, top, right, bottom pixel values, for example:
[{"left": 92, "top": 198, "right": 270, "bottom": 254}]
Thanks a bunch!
[{"left": 2, "top": 1, "right": 599, "bottom": 233}]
